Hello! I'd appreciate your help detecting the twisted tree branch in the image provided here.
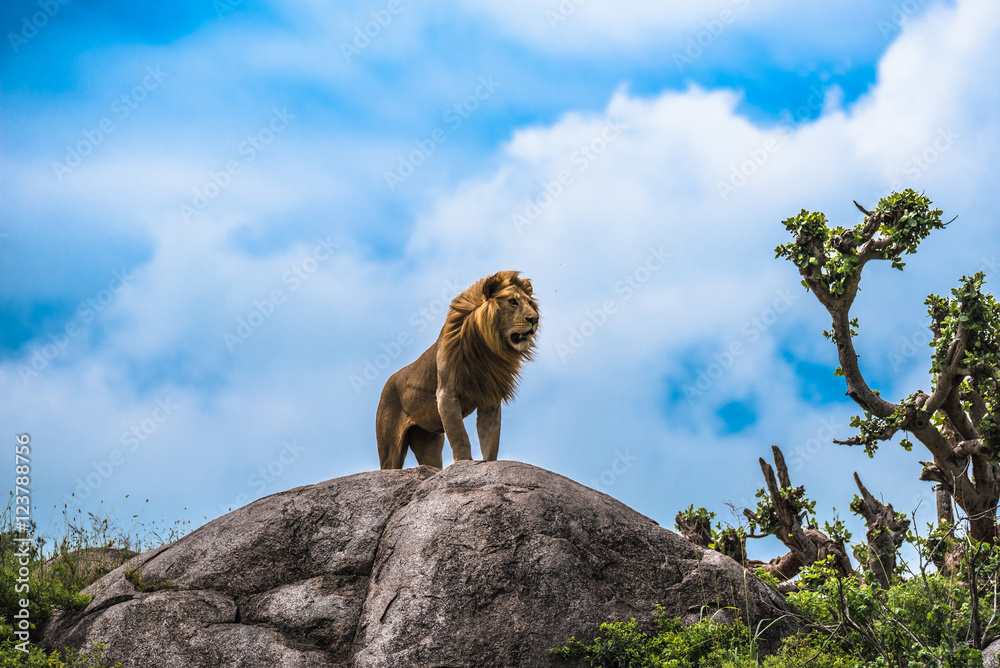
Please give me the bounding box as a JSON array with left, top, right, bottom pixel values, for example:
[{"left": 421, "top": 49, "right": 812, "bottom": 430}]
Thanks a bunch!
[{"left": 852, "top": 473, "right": 909, "bottom": 588}]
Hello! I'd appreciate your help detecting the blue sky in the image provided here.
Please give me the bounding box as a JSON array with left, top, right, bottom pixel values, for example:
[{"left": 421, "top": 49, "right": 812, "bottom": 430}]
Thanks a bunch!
[{"left": 2, "top": 0, "right": 999, "bottom": 562}]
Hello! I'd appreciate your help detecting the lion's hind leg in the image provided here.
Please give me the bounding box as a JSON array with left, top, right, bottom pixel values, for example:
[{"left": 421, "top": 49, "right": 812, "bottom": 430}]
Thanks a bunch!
[
  {"left": 376, "top": 419, "right": 408, "bottom": 470},
  {"left": 376, "top": 381, "right": 409, "bottom": 470},
  {"left": 408, "top": 426, "right": 445, "bottom": 469}
]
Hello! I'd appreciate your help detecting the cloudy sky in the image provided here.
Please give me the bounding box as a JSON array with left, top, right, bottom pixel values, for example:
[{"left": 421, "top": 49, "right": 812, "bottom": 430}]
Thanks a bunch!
[{"left": 2, "top": 0, "right": 998, "bottom": 561}]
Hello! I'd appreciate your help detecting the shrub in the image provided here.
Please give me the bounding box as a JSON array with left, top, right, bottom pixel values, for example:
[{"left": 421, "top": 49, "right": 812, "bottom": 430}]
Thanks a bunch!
[
  {"left": 0, "top": 495, "right": 188, "bottom": 663},
  {"left": 0, "top": 640, "right": 119, "bottom": 667}
]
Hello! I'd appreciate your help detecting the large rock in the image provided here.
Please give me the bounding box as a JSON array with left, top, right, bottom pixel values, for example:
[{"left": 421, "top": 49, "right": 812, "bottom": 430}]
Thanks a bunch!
[
  {"left": 43, "top": 461, "right": 796, "bottom": 667},
  {"left": 985, "top": 637, "right": 1000, "bottom": 668}
]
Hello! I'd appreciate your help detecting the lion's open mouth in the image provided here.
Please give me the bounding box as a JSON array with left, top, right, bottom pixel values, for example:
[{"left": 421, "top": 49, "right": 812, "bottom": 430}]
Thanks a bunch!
[{"left": 509, "top": 327, "right": 535, "bottom": 347}]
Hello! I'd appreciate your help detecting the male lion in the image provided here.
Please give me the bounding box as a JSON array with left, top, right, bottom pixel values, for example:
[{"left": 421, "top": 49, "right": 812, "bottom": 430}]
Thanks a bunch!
[{"left": 376, "top": 271, "right": 539, "bottom": 469}]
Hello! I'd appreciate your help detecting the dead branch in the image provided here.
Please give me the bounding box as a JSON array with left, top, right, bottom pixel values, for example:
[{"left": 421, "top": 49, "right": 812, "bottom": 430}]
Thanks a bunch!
[{"left": 852, "top": 473, "right": 909, "bottom": 588}]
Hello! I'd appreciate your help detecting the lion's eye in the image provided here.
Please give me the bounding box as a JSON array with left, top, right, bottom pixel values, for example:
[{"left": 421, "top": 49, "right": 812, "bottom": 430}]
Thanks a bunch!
[{"left": 508, "top": 298, "right": 518, "bottom": 307}]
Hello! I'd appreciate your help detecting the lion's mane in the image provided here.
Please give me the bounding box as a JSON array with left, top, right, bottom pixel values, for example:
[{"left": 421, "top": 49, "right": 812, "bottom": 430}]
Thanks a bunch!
[{"left": 438, "top": 270, "right": 538, "bottom": 406}]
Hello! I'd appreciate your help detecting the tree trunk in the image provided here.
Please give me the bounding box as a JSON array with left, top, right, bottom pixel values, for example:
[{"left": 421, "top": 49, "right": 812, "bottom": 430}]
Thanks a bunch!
[
  {"left": 852, "top": 473, "right": 909, "bottom": 588},
  {"left": 743, "top": 445, "right": 854, "bottom": 580},
  {"left": 674, "top": 512, "right": 711, "bottom": 548},
  {"left": 778, "top": 197, "right": 1000, "bottom": 544},
  {"left": 934, "top": 484, "right": 953, "bottom": 527}
]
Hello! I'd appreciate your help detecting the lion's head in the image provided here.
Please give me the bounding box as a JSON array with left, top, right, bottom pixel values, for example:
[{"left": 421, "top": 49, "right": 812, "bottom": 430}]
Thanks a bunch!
[{"left": 439, "top": 271, "right": 539, "bottom": 405}]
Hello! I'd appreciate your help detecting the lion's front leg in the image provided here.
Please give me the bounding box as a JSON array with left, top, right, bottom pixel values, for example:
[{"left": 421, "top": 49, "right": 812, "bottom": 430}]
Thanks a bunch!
[
  {"left": 436, "top": 387, "right": 473, "bottom": 462},
  {"left": 477, "top": 405, "right": 501, "bottom": 461}
]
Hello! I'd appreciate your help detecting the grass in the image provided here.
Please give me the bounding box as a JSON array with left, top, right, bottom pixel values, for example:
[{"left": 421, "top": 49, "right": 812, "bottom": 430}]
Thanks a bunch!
[{"left": 0, "top": 494, "right": 191, "bottom": 666}]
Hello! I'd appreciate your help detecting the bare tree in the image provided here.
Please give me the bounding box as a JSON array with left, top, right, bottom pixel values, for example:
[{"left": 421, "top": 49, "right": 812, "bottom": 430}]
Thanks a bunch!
[
  {"left": 677, "top": 450, "right": 910, "bottom": 588},
  {"left": 775, "top": 189, "right": 1000, "bottom": 542},
  {"left": 851, "top": 473, "right": 909, "bottom": 588},
  {"left": 743, "top": 445, "right": 853, "bottom": 581}
]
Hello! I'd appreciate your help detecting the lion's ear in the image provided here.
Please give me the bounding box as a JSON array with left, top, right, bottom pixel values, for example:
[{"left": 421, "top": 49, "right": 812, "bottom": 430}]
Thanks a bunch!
[
  {"left": 522, "top": 280, "right": 533, "bottom": 296},
  {"left": 482, "top": 273, "right": 503, "bottom": 299}
]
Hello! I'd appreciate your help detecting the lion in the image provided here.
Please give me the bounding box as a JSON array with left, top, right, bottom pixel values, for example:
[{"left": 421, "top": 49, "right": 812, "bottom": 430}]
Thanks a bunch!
[{"left": 376, "top": 271, "right": 539, "bottom": 469}]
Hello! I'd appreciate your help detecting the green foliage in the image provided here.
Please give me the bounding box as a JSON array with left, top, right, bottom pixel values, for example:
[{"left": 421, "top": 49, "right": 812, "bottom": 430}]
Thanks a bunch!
[
  {"left": 746, "top": 486, "right": 816, "bottom": 537},
  {"left": 551, "top": 605, "right": 867, "bottom": 667},
  {"left": 775, "top": 190, "right": 945, "bottom": 297},
  {"left": 711, "top": 525, "right": 749, "bottom": 561},
  {"left": 870, "top": 189, "right": 947, "bottom": 269},
  {"left": 553, "top": 551, "right": 991, "bottom": 665},
  {"left": 0, "top": 516, "right": 90, "bottom": 636},
  {"left": 0, "top": 496, "right": 189, "bottom": 660},
  {"left": 848, "top": 497, "right": 907, "bottom": 569},
  {"left": 550, "top": 608, "right": 759, "bottom": 667},
  {"left": 926, "top": 273, "right": 998, "bottom": 380},
  {"left": 123, "top": 565, "right": 172, "bottom": 593},
  {"left": 926, "top": 272, "right": 1000, "bottom": 458},
  {"left": 908, "top": 521, "right": 955, "bottom": 568},
  {"left": 776, "top": 193, "right": 998, "bottom": 469},
  {"left": 0, "top": 641, "right": 119, "bottom": 667},
  {"left": 823, "top": 513, "right": 852, "bottom": 544},
  {"left": 846, "top": 411, "right": 898, "bottom": 457},
  {"left": 721, "top": 633, "right": 865, "bottom": 668},
  {"left": 840, "top": 272, "right": 1000, "bottom": 459},
  {"left": 847, "top": 391, "right": 938, "bottom": 458},
  {"left": 668, "top": 189, "right": 997, "bottom": 666},
  {"left": 676, "top": 505, "right": 715, "bottom": 525},
  {"left": 787, "top": 555, "right": 986, "bottom": 667},
  {"left": 555, "top": 518, "right": 1000, "bottom": 667},
  {"left": 775, "top": 209, "right": 857, "bottom": 297},
  {"left": 753, "top": 567, "right": 780, "bottom": 590}
]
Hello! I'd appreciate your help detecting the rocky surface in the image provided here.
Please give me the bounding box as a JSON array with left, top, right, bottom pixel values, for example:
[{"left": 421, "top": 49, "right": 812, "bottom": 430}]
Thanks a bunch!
[
  {"left": 43, "top": 461, "right": 796, "bottom": 667},
  {"left": 985, "top": 637, "right": 1000, "bottom": 668}
]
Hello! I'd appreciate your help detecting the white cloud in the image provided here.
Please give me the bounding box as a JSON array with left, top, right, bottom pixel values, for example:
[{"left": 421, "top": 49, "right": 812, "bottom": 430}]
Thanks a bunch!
[
  {"left": 394, "top": 0, "right": 1000, "bottom": 529},
  {"left": 2, "top": 0, "right": 998, "bottom": 552}
]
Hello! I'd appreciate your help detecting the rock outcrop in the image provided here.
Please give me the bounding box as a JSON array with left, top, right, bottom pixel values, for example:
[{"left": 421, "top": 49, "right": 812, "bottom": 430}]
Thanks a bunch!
[
  {"left": 985, "top": 637, "right": 1000, "bottom": 668},
  {"left": 43, "top": 461, "right": 796, "bottom": 667}
]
